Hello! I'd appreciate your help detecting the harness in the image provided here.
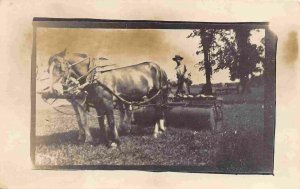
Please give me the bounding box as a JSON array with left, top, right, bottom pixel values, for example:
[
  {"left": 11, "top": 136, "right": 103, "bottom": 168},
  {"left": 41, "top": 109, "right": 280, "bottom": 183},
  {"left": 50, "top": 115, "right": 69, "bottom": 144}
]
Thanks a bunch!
[{"left": 45, "top": 55, "right": 166, "bottom": 117}]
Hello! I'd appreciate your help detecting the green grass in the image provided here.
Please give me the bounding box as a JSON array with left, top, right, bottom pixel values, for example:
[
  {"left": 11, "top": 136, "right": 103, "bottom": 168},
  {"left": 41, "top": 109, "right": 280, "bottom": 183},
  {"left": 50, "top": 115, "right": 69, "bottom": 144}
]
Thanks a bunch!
[{"left": 35, "top": 101, "right": 267, "bottom": 173}]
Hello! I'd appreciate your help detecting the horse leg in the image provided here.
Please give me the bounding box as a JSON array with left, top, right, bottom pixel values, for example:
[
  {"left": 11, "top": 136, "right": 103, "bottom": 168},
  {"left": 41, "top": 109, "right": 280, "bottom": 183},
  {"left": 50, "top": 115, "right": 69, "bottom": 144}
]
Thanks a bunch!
[
  {"left": 153, "top": 121, "right": 159, "bottom": 138},
  {"left": 78, "top": 105, "right": 93, "bottom": 143},
  {"left": 94, "top": 104, "right": 108, "bottom": 146},
  {"left": 117, "top": 102, "right": 131, "bottom": 135},
  {"left": 107, "top": 112, "right": 120, "bottom": 147},
  {"left": 124, "top": 104, "right": 133, "bottom": 133},
  {"left": 105, "top": 101, "right": 120, "bottom": 147},
  {"left": 153, "top": 112, "right": 166, "bottom": 138},
  {"left": 155, "top": 90, "right": 168, "bottom": 137},
  {"left": 158, "top": 112, "right": 166, "bottom": 133},
  {"left": 152, "top": 106, "right": 162, "bottom": 138},
  {"left": 117, "top": 102, "right": 125, "bottom": 128},
  {"left": 70, "top": 101, "right": 92, "bottom": 143}
]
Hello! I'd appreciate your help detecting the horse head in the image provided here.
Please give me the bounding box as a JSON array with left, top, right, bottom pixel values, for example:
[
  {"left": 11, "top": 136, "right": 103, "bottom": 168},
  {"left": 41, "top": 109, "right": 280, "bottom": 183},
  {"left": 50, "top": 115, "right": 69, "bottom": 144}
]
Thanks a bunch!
[
  {"left": 47, "top": 49, "right": 69, "bottom": 95},
  {"left": 47, "top": 49, "right": 90, "bottom": 95}
]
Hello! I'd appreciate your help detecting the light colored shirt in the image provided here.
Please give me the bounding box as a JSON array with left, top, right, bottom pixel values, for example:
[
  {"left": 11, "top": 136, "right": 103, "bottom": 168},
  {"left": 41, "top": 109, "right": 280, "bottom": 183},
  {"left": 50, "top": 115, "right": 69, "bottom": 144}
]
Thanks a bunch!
[{"left": 175, "top": 64, "right": 187, "bottom": 79}]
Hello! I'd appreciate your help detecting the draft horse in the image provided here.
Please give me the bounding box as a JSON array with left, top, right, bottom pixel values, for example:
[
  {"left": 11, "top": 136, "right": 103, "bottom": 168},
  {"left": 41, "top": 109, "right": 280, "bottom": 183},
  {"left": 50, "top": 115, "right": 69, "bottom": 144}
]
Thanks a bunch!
[{"left": 45, "top": 49, "right": 168, "bottom": 147}]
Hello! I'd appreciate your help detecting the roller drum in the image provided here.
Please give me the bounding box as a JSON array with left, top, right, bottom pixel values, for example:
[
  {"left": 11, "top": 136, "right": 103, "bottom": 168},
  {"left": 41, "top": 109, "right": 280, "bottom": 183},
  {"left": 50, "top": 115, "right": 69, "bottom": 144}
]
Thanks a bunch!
[{"left": 133, "top": 104, "right": 217, "bottom": 130}]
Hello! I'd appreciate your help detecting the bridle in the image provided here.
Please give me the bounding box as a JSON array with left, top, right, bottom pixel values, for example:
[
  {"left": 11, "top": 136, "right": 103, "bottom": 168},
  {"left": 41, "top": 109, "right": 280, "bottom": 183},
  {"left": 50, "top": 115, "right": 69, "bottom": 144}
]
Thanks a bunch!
[
  {"left": 49, "top": 55, "right": 92, "bottom": 94},
  {"left": 46, "top": 55, "right": 116, "bottom": 118},
  {"left": 44, "top": 55, "right": 90, "bottom": 115},
  {"left": 65, "top": 57, "right": 91, "bottom": 80}
]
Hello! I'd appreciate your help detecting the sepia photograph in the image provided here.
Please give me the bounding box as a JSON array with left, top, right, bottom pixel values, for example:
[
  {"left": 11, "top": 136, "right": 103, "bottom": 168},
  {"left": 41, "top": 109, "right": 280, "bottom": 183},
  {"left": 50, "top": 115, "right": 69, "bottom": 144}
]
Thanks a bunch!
[
  {"left": 2, "top": 0, "right": 300, "bottom": 188},
  {"left": 32, "top": 19, "right": 276, "bottom": 173}
]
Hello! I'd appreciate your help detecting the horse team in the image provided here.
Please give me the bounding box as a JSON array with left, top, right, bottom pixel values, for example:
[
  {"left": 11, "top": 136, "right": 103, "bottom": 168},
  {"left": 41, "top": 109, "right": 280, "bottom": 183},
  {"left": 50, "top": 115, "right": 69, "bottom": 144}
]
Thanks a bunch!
[{"left": 42, "top": 49, "right": 191, "bottom": 148}]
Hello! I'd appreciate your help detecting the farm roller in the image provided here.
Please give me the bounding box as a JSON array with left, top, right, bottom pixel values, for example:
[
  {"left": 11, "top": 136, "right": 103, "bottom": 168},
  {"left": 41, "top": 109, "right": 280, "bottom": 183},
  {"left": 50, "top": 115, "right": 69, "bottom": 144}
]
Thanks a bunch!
[
  {"left": 37, "top": 82, "right": 223, "bottom": 131},
  {"left": 133, "top": 95, "right": 224, "bottom": 131}
]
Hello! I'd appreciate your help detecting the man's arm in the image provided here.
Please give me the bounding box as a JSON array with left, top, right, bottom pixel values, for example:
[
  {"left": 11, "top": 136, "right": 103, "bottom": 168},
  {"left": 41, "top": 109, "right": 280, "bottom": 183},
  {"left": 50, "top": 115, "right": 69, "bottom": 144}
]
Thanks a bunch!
[{"left": 183, "top": 65, "right": 187, "bottom": 75}]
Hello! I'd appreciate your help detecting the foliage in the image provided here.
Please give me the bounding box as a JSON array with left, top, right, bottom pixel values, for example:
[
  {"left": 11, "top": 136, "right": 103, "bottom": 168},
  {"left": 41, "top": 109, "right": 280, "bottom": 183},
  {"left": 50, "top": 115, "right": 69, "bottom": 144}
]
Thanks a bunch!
[
  {"left": 187, "top": 29, "right": 236, "bottom": 74},
  {"left": 187, "top": 28, "right": 265, "bottom": 82}
]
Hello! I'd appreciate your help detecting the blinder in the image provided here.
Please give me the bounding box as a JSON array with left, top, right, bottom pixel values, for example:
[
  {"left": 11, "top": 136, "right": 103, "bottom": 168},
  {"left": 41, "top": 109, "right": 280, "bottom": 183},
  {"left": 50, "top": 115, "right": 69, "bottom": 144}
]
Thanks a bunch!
[
  {"left": 50, "top": 55, "right": 95, "bottom": 96},
  {"left": 48, "top": 55, "right": 73, "bottom": 94}
]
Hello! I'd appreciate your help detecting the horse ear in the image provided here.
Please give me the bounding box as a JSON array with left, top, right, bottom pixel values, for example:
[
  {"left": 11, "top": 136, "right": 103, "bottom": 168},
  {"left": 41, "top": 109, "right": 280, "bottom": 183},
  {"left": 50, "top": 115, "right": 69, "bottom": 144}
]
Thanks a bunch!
[
  {"left": 61, "top": 48, "right": 67, "bottom": 57},
  {"left": 58, "top": 48, "right": 67, "bottom": 57}
]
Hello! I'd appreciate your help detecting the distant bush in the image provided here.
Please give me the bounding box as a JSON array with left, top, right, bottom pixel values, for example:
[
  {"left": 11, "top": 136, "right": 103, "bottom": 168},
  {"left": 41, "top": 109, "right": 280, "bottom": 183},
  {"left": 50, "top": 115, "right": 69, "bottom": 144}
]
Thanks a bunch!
[{"left": 250, "top": 75, "right": 264, "bottom": 87}]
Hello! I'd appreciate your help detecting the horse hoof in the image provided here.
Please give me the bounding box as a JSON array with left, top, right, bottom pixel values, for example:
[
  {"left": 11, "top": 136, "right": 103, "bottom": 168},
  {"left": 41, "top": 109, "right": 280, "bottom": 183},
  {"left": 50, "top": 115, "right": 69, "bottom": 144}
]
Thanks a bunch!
[
  {"left": 119, "top": 126, "right": 131, "bottom": 135},
  {"left": 110, "top": 142, "right": 118, "bottom": 149},
  {"left": 159, "top": 126, "right": 166, "bottom": 132},
  {"left": 78, "top": 134, "right": 85, "bottom": 142},
  {"left": 85, "top": 137, "right": 94, "bottom": 144},
  {"left": 153, "top": 133, "right": 158, "bottom": 138},
  {"left": 92, "top": 138, "right": 100, "bottom": 145},
  {"left": 78, "top": 138, "right": 85, "bottom": 143}
]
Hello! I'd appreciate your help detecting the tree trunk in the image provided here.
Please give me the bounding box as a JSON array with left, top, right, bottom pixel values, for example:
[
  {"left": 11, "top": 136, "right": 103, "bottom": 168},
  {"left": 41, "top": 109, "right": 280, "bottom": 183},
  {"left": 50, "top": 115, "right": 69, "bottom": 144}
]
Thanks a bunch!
[
  {"left": 235, "top": 27, "right": 252, "bottom": 94},
  {"left": 201, "top": 30, "right": 213, "bottom": 95},
  {"left": 240, "top": 75, "right": 251, "bottom": 94}
]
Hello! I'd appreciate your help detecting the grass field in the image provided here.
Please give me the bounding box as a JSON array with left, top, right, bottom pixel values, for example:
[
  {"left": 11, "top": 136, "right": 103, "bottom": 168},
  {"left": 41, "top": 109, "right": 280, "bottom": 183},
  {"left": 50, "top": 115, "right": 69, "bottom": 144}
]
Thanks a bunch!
[{"left": 34, "top": 86, "right": 268, "bottom": 173}]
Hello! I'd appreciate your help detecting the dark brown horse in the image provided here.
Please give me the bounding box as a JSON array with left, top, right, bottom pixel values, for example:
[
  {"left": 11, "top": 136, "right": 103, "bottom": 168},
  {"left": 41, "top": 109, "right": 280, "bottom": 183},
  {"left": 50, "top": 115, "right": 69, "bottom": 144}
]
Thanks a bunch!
[{"left": 45, "top": 49, "right": 168, "bottom": 147}]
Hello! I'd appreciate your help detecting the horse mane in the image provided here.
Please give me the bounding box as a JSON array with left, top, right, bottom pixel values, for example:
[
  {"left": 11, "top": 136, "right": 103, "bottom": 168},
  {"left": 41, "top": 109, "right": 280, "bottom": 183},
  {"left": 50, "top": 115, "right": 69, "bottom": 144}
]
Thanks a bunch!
[
  {"left": 48, "top": 51, "right": 89, "bottom": 65},
  {"left": 72, "top": 53, "right": 88, "bottom": 58},
  {"left": 48, "top": 55, "right": 56, "bottom": 66},
  {"left": 48, "top": 49, "right": 66, "bottom": 66}
]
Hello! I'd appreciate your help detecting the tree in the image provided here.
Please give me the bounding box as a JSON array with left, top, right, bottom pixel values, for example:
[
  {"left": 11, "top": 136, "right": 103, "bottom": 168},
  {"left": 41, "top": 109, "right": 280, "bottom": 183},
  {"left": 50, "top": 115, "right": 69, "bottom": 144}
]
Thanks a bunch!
[
  {"left": 187, "top": 29, "right": 234, "bottom": 94},
  {"left": 234, "top": 28, "right": 265, "bottom": 93},
  {"left": 199, "top": 29, "right": 213, "bottom": 94},
  {"left": 188, "top": 28, "right": 265, "bottom": 94}
]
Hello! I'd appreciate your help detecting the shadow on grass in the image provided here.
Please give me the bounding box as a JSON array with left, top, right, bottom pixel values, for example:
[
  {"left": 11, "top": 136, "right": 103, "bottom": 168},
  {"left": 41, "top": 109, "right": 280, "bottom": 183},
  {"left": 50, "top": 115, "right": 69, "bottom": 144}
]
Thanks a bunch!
[
  {"left": 214, "top": 127, "right": 271, "bottom": 173},
  {"left": 128, "top": 122, "right": 212, "bottom": 138},
  {"left": 35, "top": 128, "right": 107, "bottom": 146}
]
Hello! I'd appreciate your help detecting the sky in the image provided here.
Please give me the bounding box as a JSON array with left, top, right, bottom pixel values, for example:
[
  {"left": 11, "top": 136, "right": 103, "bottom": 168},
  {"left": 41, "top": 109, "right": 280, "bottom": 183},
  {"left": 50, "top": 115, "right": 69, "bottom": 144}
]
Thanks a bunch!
[{"left": 37, "top": 28, "right": 265, "bottom": 84}]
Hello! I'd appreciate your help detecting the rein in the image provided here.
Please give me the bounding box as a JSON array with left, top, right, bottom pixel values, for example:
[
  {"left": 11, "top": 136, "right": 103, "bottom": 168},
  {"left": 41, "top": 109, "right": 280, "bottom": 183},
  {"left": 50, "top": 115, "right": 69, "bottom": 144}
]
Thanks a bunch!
[
  {"left": 67, "top": 57, "right": 90, "bottom": 68},
  {"left": 41, "top": 94, "right": 87, "bottom": 116},
  {"left": 41, "top": 92, "right": 105, "bottom": 118},
  {"left": 47, "top": 55, "right": 167, "bottom": 117},
  {"left": 93, "top": 80, "right": 165, "bottom": 106},
  {"left": 63, "top": 56, "right": 166, "bottom": 106}
]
